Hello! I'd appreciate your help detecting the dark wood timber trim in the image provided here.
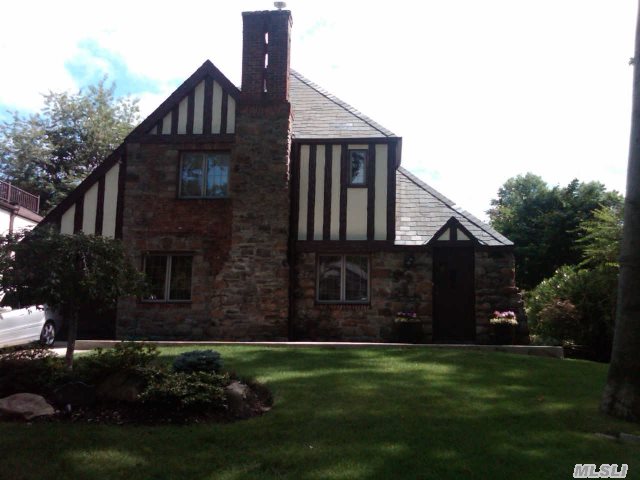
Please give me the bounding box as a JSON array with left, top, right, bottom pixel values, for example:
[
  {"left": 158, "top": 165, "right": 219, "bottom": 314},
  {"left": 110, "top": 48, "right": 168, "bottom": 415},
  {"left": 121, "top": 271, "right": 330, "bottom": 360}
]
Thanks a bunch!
[
  {"left": 367, "top": 144, "right": 376, "bottom": 240},
  {"left": 203, "top": 76, "right": 213, "bottom": 135},
  {"left": 427, "top": 216, "right": 480, "bottom": 246},
  {"left": 339, "top": 144, "right": 348, "bottom": 241},
  {"left": 155, "top": 118, "right": 163, "bottom": 135},
  {"left": 296, "top": 240, "right": 513, "bottom": 253},
  {"left": 115, "top": 154, "right": 127, "bottom": 240},
  {"left": 306, "top": 145, "right": 317, "bottom": 241},
  {"left": 73, "top": 195, "right": 84, "bottom": 234},
  {"left": 133, "top": 134, "right": 235, "bottom": 145},
  {"left": 323, "top": 145, "right": 332, "bottom": 240},
  {"left": 386, "top": 143, "right": 396, "bottom": 242},
  {"left": 186, "top": 90, "right": 195, "bottom": 134},
  {"left": 170, "top": 104, "right": 179, "bottom": 135},
  {"left": 95, "top": 176, "right": 105, "bottom": 236},
  {"left": 220, "top": 92, "right": 228, "bottom": 135},
  {"left": 292, "top": 137, "right": 399, "bottom": 145},
  {"left": 39, "top": 146, "right": 124, "bottom": 228},
  {"left": 126, "top": 61, "right": 240, "bottom": 139},
  {"left": 290, "top": 143, "right": 301, "bottom": 242}
]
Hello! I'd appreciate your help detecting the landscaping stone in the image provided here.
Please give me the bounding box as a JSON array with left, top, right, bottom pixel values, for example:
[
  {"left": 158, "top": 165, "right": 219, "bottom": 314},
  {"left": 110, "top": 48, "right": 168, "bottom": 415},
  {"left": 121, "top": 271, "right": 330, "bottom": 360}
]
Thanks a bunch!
[
  {"left": 0, "top": 393, "right": 55, "bottom": 420},
  {"left": 54, "top": 381, "right": 96, "bottom": 407},
  {"left": 225, "top": 380, "right": 253, "bottom": 418},
  {"left": 96, "top": 371, "right": 147, "bottom": 403}
]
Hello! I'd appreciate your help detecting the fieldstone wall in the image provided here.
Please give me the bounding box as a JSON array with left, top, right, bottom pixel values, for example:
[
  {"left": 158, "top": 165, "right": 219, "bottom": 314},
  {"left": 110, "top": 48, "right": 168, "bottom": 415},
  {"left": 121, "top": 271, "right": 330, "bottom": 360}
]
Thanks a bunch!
[
  {"left": 117, "top": 141, "right": 233, "bottom": 339},
  {"left": 294, "top": 247, "right": 527, "bottom": 344},
  {"left": 117, "top": 105, "right": 292, "bottom": 340},
  {"left": 474, "top": 249, "right": 528, "bottom": 344},
  {"left": 293, "top": 250, "right": 434, "bottom": 342},
  {"left": 212, "top": 101, "right": 291, "bottom": 339}
]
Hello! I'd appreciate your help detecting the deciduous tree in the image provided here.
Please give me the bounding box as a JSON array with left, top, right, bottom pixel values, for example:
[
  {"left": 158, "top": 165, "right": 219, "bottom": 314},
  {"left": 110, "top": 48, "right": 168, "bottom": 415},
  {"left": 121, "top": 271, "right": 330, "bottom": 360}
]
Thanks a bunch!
[
  {"left": 0, "top": 227, "right": 144, "bottom": 369},
  {"left": 0, "top": 78, "right": 139, "bottom": 214},
  {"left": 488, "top": 173, "right": 622, "bottom": 289}
]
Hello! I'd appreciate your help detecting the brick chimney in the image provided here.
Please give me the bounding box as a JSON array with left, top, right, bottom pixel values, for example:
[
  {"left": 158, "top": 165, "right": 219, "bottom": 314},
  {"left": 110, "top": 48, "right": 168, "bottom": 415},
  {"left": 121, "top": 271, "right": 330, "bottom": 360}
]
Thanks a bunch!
[
  {"left": 213, "top": 9, "right": 293, "bottom": 340},
  {"left": 241, "top": 10, "right": 292, "bottom": 102}
]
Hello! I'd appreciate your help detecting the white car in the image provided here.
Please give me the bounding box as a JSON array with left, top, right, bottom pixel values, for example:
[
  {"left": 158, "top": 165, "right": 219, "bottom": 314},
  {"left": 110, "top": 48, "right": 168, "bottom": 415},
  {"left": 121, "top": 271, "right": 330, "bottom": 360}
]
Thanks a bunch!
[{"left": 0, "top": 303, "right": 61, "bottom": 348}]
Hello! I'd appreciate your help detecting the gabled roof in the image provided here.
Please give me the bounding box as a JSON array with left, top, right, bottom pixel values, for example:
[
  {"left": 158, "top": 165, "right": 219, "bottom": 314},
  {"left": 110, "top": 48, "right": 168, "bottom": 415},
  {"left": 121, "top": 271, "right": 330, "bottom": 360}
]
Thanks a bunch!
[
  {"left": 289, "top": 70, "right": 397, "bottom": 140},
  {"left": 128, "top": 60, "right": 240, "bottom": 139},
  {"left": 395, "top": 167, "right": 513, "bottom": 247}
]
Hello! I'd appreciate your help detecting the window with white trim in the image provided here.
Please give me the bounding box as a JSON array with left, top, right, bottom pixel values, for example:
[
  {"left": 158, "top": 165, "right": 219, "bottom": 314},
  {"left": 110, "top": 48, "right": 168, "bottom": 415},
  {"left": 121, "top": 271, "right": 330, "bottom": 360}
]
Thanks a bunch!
[
  {"left": 179, "top": 152, "right": 230, "bottom": 198},
  {"left": 317, "top": 255, "right": 369, "bottom": 303},
  {"left": 143, "top": 254, "right": 193, "bottom": 302}
]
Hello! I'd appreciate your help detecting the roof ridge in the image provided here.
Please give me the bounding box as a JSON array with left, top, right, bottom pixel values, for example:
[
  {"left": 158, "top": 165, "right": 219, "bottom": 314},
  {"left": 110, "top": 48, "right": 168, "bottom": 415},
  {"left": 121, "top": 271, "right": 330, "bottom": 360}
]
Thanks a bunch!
[
  {"left": 397, "top": 167, "right": 511, "bottom": 245},
  {"left": 290, "top": 69, "right": 396, "bottom": 138}
]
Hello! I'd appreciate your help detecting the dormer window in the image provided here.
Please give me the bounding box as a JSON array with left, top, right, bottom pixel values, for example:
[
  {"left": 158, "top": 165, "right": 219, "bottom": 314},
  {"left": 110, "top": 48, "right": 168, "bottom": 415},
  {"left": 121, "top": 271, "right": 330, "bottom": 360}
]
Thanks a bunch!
[{"left": 348, "top": 150, "right": 367, "bottom": 186}]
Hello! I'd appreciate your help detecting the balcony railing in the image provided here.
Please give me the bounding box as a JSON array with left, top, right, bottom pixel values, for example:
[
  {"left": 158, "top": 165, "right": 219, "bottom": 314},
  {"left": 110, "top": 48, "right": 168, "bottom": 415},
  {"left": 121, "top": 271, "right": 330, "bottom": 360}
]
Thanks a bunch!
[{"left": 0, "top": 180, "right": 40, "bottom": 214}]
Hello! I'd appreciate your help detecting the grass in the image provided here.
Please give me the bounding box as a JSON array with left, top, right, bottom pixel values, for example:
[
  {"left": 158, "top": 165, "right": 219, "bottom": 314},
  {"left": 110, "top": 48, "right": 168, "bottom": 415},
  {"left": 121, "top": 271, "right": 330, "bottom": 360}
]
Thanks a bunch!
[{"left": 1, "top": 346, "right": 639, "bottom": 480}]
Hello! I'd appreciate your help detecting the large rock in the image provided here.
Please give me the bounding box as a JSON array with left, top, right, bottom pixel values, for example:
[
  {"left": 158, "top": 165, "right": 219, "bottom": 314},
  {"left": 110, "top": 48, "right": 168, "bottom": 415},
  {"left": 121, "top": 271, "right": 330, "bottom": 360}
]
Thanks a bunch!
[
  {"left": 0, "top": 393, "right": 55, "bottom": 420},
  {"left": 224, "top": 381, "right": 253, "bottom": 418}
]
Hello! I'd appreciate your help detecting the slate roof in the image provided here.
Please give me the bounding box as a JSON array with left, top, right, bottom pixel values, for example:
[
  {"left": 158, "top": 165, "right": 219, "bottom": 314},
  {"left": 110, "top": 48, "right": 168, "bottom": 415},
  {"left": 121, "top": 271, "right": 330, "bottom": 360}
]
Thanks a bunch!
[
  {"left": 290, "top": 70, "right": 396, "bottom": 139},
  {"left": 395, "top": 167, "right": 513, "bottom": 247}
]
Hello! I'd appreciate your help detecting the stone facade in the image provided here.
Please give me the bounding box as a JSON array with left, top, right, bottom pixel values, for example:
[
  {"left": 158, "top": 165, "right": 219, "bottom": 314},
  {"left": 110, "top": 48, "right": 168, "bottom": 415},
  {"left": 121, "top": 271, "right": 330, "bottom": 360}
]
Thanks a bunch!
[
  {"left": 293, "top": 250, "right": 434, "bottom": 342},
  {"left": 117, "top": 11, "right": 293, "bottom": 340},
  {"left": 474, "top": 249, "right": 528, "bottom": 344},
  {"left": 293, "top": 248, "right": 526, "bottom": 344}
]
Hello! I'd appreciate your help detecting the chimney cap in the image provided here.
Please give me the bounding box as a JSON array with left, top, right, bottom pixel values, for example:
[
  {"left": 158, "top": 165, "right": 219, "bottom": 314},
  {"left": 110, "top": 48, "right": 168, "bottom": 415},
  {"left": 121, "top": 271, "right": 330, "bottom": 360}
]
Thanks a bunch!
[{"left": 274, "top": 1, "right": 286, "bottom": 10}]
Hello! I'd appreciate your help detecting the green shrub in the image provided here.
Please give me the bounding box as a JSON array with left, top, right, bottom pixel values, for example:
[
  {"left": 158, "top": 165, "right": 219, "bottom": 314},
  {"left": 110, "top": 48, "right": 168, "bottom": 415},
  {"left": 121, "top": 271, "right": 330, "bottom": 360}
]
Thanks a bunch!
[
  {"left": 74, "top": 342, "right": 160, "bottom": 383},
  {"left": 139, "top": 371, "right": 227, "bottom": 412},
  {"left": 172, "top": 350, "right": 223, "bottom": 374},
  {"left": 0, "top": 346, "right": 67, "bottom": 396},
  {"left": 525, "top": 264, "right": 617, "bottom": 360},
  {"left": 536, "top": 299, "right": 580, "bottom": 344}
]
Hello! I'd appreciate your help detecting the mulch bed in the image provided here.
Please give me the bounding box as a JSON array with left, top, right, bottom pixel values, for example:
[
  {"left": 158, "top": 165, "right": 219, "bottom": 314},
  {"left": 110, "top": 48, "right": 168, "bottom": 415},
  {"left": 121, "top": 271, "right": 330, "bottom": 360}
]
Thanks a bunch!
[{"left": 2, "top": 381, "right": 273, "bottom": 425}]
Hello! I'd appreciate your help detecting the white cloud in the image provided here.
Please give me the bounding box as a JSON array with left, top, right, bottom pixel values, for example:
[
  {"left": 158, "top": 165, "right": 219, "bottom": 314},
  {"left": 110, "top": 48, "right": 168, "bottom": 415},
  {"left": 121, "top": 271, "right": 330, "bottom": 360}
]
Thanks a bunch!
[{"left": 0, "top": 0, "right": 635, "bottom": 219}]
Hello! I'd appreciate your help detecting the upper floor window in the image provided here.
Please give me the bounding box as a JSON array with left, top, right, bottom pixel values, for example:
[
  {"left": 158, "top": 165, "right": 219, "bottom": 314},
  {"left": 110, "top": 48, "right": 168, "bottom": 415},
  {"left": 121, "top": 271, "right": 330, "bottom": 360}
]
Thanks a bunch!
[
  {"left": 349, "top": 150, "right": 367, "bottom": 186},
  {"left": 179, "top": 152, "right": 230, "bottom": 198}
]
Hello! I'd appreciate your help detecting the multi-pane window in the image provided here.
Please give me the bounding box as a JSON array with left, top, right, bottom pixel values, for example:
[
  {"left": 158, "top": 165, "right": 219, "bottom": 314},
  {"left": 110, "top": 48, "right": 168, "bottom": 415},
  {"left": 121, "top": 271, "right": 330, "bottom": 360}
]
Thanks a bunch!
[
  {"left": 179, "top": 152, "right": 230, "bottom": 198},
  {"left": 348, "top": 150, "right": 367, "bottom": 186},
  {"left": 317, "top": 255, "right": 369, "bottom": 303},
  {"left": 143, "top": 254, "right": 193, "bottom": 302}
]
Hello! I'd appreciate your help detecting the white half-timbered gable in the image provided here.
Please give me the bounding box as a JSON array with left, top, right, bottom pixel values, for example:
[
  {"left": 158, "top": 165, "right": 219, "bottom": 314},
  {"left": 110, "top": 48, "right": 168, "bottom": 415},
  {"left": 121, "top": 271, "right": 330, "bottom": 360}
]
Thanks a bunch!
[
  {"left": 295, "top": 142, "right": 395, "bottom": 241},
  {"left": 147, "top": 78, "right": 236, "bottom": 136},
  {"left": 290, "top": 71, "right": 400, "bottom": 243}
]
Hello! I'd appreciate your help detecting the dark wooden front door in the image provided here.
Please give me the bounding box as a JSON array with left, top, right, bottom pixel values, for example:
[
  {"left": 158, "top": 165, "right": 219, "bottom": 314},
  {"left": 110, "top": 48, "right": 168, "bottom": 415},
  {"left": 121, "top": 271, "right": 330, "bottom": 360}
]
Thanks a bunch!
[{"left": 433, "top": 246, "right": 475, "bottom": 342}]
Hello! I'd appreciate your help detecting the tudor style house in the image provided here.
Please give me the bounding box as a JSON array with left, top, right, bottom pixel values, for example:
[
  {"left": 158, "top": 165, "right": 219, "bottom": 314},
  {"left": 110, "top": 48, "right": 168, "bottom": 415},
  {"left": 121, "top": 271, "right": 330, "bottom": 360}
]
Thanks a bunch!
[{"left": 41, "top": 9, "right": 525, "bottom": 344}]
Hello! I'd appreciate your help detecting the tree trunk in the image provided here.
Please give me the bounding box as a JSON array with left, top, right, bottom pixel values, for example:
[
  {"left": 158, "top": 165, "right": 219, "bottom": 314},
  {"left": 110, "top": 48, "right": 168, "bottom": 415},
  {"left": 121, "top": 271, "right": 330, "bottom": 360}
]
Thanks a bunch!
[
  {"left": 65, "top": 311, "right": 78, "bottom": 371},
  {"left": 601, "top": 1, "right": 640, "bottom": 422}
]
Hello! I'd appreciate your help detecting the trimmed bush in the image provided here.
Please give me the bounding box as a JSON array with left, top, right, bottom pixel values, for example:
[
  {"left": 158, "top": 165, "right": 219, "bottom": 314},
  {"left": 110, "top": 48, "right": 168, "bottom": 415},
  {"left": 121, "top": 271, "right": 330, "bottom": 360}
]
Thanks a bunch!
[
  {"left": 140, "top": 371, "right": 227, "bottom": 412},
  {"left": 0, "top": 346, "right": 67, "bottom": 397},
  {"left": 75, "top": 342, "right": 160, "bottom": 383},
  {"left": 173, "top": 350, "right": 223, "bottom": 374}
]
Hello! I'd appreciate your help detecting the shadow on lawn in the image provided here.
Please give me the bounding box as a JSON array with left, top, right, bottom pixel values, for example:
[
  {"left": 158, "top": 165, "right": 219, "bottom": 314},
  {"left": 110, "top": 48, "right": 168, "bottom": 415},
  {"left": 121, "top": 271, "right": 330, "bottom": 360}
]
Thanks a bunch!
[{"left": 1, "top": 347, "right": 638, "bottom": 480}]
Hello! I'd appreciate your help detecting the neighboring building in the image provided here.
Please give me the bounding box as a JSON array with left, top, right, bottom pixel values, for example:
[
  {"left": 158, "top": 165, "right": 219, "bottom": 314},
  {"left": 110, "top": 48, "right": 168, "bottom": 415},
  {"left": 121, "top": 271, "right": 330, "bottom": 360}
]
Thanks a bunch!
[
  {"left": 0, "top": 180, "right": 42, "bottom": 236},
  {"left": 41, "top": 9, "right": 525, "bottom": 343}
]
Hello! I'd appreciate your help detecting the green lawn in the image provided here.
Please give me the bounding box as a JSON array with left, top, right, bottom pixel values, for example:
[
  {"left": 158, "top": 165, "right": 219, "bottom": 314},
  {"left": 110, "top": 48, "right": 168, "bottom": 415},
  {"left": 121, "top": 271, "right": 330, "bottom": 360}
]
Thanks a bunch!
[{"left": 1, "top": 347, "right": 639, "bottom": 480}]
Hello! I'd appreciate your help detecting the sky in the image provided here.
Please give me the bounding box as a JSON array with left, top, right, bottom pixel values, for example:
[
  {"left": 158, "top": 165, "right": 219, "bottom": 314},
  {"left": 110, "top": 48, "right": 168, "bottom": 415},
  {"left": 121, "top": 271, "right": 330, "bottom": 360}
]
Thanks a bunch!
[{"left": 0, "top": 0, "right": 636, "bottom": 220}]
